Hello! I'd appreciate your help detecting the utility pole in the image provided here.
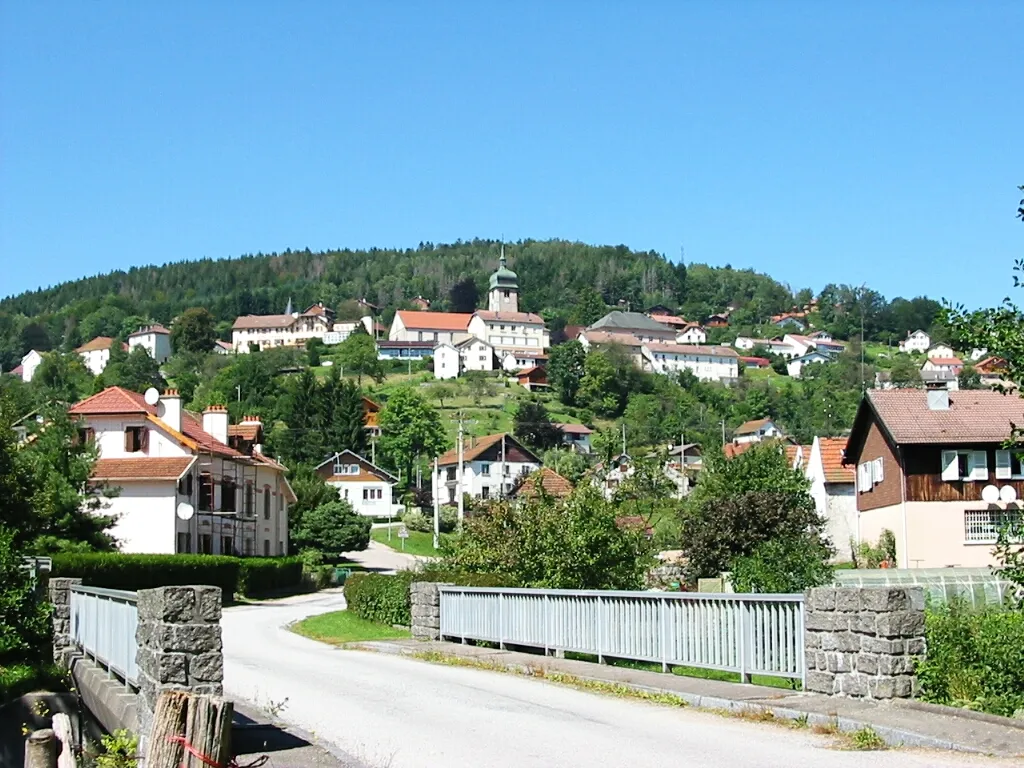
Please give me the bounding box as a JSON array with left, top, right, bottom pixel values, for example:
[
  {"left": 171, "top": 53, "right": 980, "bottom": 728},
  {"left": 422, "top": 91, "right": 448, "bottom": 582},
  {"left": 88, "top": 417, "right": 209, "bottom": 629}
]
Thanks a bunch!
[
  {"left": 621, "top": 423, "right": 626, "bottom": 456},
  {"left": 457, "top": 413, "right": 465, "bottom": 524},
  {"left": 433, "top": 457, "right": 440, "bottom": 550},
  {"left": 236, "top": 385, "right": 241, "bottom": 402},
  {"left": 721, "top": 420, "right": 727, "bottom": 446},
  {"left": 371, "top": 437, "right": 376, "bottom": 466},
  {"left": 500, "top": 433, "right": 507, "bottom": 498}
]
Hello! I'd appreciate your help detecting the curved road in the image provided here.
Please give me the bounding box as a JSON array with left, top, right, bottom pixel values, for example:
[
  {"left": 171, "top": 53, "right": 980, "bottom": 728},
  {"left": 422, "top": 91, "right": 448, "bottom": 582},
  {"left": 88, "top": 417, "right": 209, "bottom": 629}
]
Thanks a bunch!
[{"left": 222, "top": 592, "right": 1011, "bottom": 768}]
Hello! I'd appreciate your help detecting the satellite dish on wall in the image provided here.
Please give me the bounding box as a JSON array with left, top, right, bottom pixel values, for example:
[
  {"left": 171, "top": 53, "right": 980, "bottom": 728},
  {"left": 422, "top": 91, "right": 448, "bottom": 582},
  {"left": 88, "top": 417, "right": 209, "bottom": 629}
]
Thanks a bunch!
[
  {"left": 982, "top": 485, "right": 1000, "bottom": 503},
  {"left": 176, "top": 502, "right": 195, "bottom": 521},
  {"left": 1000, "top": 485, "right": 1018, "bottom": 503},
  {"left": 144, "top": 387, "right": 160, "bottom": 406}
]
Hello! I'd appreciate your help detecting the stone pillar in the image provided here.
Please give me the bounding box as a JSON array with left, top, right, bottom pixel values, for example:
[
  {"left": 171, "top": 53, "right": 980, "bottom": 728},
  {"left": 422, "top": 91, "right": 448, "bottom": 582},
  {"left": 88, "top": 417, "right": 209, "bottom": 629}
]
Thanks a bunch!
[
  {"left": 410, "top": 582, "right": 447, "bottom": 640},
  {"left": 135, "top": 586, "right": 223, "bottom": 738},
  {"left": 24, "top": 729, "right": 56, "bottom": 768},
  {"left": 804, "top": 586, "right": 925, "bottom": 699},
  {"left": 48, "top": 578, "right": 82, "bottom": 668}
]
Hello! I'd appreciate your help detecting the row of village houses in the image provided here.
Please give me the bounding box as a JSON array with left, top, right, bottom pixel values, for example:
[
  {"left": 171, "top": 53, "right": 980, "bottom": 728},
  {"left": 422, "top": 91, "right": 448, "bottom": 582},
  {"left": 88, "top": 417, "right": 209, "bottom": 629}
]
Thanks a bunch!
[{"left": 39, "top": 371, "right": 1024, "bottom": 575}]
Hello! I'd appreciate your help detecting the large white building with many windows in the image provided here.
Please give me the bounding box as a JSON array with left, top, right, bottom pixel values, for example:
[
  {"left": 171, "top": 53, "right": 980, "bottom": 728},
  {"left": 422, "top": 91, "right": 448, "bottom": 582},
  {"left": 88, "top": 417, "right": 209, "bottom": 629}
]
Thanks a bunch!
[
  {"left": 68, "top": 387, "right": 293, "bottom": 556},
  {"left": 232, "top": 302, "right": 335, "bottom": 352}
]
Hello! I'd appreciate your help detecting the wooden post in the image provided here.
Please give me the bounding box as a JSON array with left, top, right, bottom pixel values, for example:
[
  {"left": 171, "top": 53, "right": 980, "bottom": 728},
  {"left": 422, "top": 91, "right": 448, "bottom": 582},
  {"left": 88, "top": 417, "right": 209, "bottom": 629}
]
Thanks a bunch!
[
  {"left": 144, "top": 691, "right": 233, "bottom": 768},
  {"left": 24, "top": 729, "right": 56, "bottom": 768},
  {"left": 52, "top": 714, "right": 76, "bottom": 768}
]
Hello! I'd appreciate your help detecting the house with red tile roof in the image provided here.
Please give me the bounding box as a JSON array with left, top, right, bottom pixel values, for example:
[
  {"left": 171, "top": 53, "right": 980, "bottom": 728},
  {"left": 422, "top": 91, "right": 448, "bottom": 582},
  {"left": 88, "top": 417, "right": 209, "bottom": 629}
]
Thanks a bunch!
[
  {"left": 512, "top": 467, "right": 574, "bottom": 500},
  {"left": 314, "top": 449, "right": 402, "bottom": 518},
  {"left": 554, "top": 423, "right": 593, "bottom": 454},
  {"left": 732, "top": 417, "right": 784, "bottom": 445},
  {"left": 844, "top": 388, "right": 1024, "bottom": 568},
  {"left": 433, "top": 433, "right": 541, "bottom": 506},
  {"left": 68, "top": 386, "right": 294, "bottom": 557},
  {"left": 231, "top": 301, "right": 336, "bottom": 352},
  {"left": 805, "top": 436, "right": 856, "bottom": 562},
  {"left": 389, "top": 310, "right": 473, "bottom": 344},
  {"left": 128, "top": 324, "right": 173, "bottom": 363}
]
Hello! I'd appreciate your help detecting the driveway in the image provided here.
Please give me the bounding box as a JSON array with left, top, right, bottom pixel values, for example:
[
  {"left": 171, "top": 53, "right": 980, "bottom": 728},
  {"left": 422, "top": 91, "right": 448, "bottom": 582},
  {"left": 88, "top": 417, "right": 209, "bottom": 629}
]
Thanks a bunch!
[
  {"left": 222, "top": 592, "right": 1013, "bottom": 768},
  {"left": 344, "top": 540, "right": 422, "bottom": 574}
]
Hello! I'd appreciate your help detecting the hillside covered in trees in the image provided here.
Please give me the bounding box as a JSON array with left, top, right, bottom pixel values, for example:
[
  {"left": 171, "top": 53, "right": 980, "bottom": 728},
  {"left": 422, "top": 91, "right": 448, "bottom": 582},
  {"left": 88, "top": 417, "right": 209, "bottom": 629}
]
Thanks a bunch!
[{"left": 0, "top": 238, "right": 943, "bottom": 370}]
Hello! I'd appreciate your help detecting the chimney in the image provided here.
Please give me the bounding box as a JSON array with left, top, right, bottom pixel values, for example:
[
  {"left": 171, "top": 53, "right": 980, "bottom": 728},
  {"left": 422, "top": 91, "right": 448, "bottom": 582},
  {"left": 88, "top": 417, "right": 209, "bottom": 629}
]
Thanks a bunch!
[
  {"left": 158, "top": 389, "right": 182, "bottom": 433},
  {"left": 203, "top": 405, "right": 230, "bottom": 444},
  {"left": 926, "top": 382, "right": 950, "bottom": 411}
]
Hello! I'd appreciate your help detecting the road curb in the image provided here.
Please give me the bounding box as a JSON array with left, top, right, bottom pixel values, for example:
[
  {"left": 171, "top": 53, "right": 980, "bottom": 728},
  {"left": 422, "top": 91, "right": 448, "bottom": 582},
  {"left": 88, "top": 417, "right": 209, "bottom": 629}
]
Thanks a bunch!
[{"left": 354, "top": 642, "right": 987, "bottom": 754}]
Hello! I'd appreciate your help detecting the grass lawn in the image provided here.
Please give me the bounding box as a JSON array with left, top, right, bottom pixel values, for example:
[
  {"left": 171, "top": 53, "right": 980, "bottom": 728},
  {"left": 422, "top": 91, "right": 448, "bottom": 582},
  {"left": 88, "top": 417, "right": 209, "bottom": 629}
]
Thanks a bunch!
[
  {"left": 371, "top": 526, "right": 449, "bottom": 557},
  {"left": 292, "top": 610, "right": 410, "bottom": 645}
]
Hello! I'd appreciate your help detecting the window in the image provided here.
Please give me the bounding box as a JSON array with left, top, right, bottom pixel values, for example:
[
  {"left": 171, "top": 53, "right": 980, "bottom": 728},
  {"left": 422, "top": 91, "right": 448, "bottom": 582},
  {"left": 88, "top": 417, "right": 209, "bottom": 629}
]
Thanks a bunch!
[
  {"left": 263, "top": 540, "right": 271, "bottom": 557},
  {"left": 124, "top": 426, "right": 147, "bottom": 453},
  {"left": 503, "top": 464, "right": 511, "bottom": 476},
  {"left": 221, "top": 536, "right": 233, "bottom": 555},
  {"left": 77, "top": 427, "right": 95, "bottom": 445},
  {"left": 481, "top": 486, "right": 490, "bottom": 499},
  {"left": 176, "top": 532, "right": 192, "bottom": 554},
  {"left": 995, "top": 450, "right": 1024, "bottom": 479},
  {"left": 263, "top": 487, "right": 271, "bottom": 519},
  {"left": 446, "top": 468, "right": 456, "bottom": 482},
  {"left": 480, "top": 463, "right": 491, "bottom": 476},
  {"left": 941, "top": 450, "right": 988, "bottom": 482},
  {"left": 198, "top": 473, "right": 213, "bottom": 511},
  {"left": 349, "top": 464, "right": 359, "bottom": 475},
  {"left": 244, "top": 482, "right": 255, "bottom": 516},
  {"left": 333, "top": 457, "right": 344, "bottom": 475},
  {"left": 965, "top": 509, "right": 1022, "bottom": 544},
  {"left": 177, "top": 474, "right": 194, "bottom": 498},
  {"left": 221, "top": 478, "right": 237, "bottom": 512},
  {"left": 199, "top": 534, "right": 212, "bottom": 554}
]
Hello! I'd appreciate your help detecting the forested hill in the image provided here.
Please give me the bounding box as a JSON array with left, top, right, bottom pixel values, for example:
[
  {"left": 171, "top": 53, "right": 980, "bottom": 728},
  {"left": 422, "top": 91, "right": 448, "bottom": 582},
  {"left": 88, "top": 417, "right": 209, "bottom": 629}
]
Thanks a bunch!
[{"left": 0, "top": 238, "right": 942, "bottom": 371}]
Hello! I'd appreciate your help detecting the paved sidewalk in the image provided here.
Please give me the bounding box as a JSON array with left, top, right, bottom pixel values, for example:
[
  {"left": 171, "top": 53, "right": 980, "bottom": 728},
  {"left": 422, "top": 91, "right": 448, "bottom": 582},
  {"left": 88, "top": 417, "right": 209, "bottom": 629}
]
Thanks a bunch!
[
  {"left": 356, "top": 639, "right": 1024, "bottom": 758},
  {"left": 233, "top": 703, "right": 362, "bottom": 767}
]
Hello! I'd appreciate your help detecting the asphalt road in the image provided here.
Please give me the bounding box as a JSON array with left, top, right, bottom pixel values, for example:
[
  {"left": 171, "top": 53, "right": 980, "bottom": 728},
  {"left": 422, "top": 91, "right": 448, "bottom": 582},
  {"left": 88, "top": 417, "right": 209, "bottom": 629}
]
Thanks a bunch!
[{"left": 222, "top": 591, "right": 1014, "bottom": 768}]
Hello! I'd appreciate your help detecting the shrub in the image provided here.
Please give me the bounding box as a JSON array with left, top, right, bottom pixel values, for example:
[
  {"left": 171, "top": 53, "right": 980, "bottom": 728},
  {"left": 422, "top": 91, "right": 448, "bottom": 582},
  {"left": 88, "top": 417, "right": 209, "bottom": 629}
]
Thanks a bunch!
[
  {"left": 730, "top": 536, "right": 833, "bottom": 594},
  {"left": 292, "top": 500, "right": 371, "bottom": 556},
  {"left": 401, "top": 507, "right": 457, "bottom": 534},
  {"left": 916, "top": 601, "right": 1024, "bottom": 717},
  {"left": 237, "top": 557, "right": 303, "bottom": 596},
  {"left": 344, "top": 570, "right": 512, "bottom": 626},
  {"left": 0, "top": 526, "right": 51, "bottom": 666}
]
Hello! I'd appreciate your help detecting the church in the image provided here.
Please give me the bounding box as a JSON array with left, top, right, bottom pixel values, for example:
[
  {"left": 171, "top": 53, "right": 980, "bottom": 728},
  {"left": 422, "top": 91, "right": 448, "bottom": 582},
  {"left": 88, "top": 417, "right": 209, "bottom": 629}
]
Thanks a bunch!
[{"left": 387, "top": 248, "right": 550, "bottom": 378}]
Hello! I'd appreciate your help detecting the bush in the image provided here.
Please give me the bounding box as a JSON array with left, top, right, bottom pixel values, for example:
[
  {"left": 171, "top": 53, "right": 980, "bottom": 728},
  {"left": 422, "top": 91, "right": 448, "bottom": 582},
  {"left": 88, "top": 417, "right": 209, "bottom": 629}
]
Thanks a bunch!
[
  {"left": 51, "top": 553, "right": 305, "bottom": 600},
  {"left": 343, "top": 570, "right": 512, "bottom": 627},
  {"left": 917, "top": 601, "right": 1024, "bottom": 717},
  {"left": 292, "top": 500, "right": 371, "bottom": 556},
  {"left": 402, "top": 507, "right": 458, "bottom": 534},
  {"left": 730, "top": 536, "right": 833, "bottom": 594}
]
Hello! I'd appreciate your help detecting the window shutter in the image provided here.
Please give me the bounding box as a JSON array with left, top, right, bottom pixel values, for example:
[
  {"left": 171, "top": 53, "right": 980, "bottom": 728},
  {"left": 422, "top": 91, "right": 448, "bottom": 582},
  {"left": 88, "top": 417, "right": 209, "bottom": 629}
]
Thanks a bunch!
[
  {"left": 124, "top": 429, "right": 132, "bottom": 452},
  {"left": 971, "top": 450, "right": 989, "bottom": 481},
  {"left": 873, "top": 457, "right": 884, "bottom": 484},
  {"left": 941, "top": 450, "right": 960, "bottom": 481},
  {"left": 996, "top": 450, "right": 1012, "bottom": 480},
  {"left": 140, "top": 428, "right": 149, "bottom": 452},
  {"left": 857, "top": 463, "right": 869, "bottom": 492}
]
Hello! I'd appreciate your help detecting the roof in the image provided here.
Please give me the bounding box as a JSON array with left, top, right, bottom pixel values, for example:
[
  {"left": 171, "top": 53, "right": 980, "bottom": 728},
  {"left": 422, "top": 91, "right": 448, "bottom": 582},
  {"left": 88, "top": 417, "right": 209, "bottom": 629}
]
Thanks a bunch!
[
  {"left": 513, "top": 467, "right": 574, "bottom": 500},
  {"left": 817, "top": 437, "right": 854, "bottom": 483},
  {"left": 213, "top": 340, "right": 233, "bottom": 350},
  {"left": 314, "top": 449, "right": 398, "bottom": 483},
  {"left": 395, "top": 311, "right": 472, "bottom": 331},
  {"left": 129, "top": 324, "right": 170, "bottom": 337},
  {"left": 735, "top": 417, "right": 775, "bottom": 436},
  {"left": 739, "top": 356, "right": 771, "bottom": 366},
  {"left": 974, "top": 356, "right": 1007, "bottom": 373},
  {"left": 582, "top": 331, "right": 646, "bottom": 348},
  {"left": 10, "top": 365, "right": 23, "bottom": 375},
  {"left": 474, "top": 310, "right": 545, "bottom": 325},
  {"left": 590, "top": 311, "right": 675, "bottom": 334},
  {"left": 91, "top": 457, "right": 195, "bottom": 482},
  {"left": 645, "top": 342, "right": 739, "bottom": 358},
  {"left": 516, "top": 365, "right": 546, "bottom": 379},
  {"left": 502, "top": 350, "right": 547, "bottom": 360},
  {"left": 847, "top": 390, "right": 1024, "bottom": 458},
  {"left": 554, "top": 423, "right": 593, "bottom": 435},
  {"left": 436, "top": 433, "right": 540, "bottom": 466},
  {"left": 455, "top": 337, "right": 492, "bottom": 350},
  {"left": 926, "top": 357, "right": 963, "bottom": 366},
  {"left": 232, "top": 314, "right": 296, "bottom": 330},
  {"left": 228, "top": 424, "right": 261, "bottom": 442},
  {"left": 69, "top": 387, "right": 245, "bottom": 460},
  {"left": 648, "top": 314, "right": 691, "bottom": 328},
  {"left": 76, "top": 336, "right": 124, "bottom": 353},
  {"left": 792, "top": 350, "right": 833, "bottom": 362}
]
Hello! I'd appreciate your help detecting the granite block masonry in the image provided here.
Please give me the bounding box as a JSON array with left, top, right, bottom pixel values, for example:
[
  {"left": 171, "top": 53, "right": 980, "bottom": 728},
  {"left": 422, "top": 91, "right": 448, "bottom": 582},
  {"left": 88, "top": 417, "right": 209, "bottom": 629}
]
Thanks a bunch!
[
  {"left": 410, "top": 582, "right": 448, "bottom": 640},
  {"left": 804, "top": 586, "right": 925, "bottom": 699},
  {"left": 135, "top": 586, "right": 224, "bottom": 736},
  {"left": 48, "top": 577, "right": 82, "bottom": 667}
]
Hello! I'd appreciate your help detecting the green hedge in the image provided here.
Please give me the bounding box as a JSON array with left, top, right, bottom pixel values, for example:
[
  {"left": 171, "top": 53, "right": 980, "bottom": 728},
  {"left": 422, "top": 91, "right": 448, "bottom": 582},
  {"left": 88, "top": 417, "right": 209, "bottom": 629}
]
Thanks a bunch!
[
  {"left": 51, "top": 553, "right": 304, "bottom": 601},
  {"left": 343, "top": 570, "right": 512, "bottom": 627},
  {"left": 917, "top": 602, "right": 1024, "bottom": 717}
]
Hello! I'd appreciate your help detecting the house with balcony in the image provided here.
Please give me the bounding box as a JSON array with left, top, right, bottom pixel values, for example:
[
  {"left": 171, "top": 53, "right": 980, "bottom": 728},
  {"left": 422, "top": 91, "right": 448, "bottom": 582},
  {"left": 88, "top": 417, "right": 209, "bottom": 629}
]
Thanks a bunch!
[
  {"left": 433, "top": 433, "right": 541, "bottom": 503},
  {"left": 128, "top": 324, "right": 172, "bottom": 363},
  {"left": 844, "top": 387, "right": 1024, "bottom": 568},
  {"left": 315, "top": 450, "right": 402, "bottom": 518},
  {"left": 68, "top": 387, "right": 293, "bottom": 556},
  {"left": 554, "top": 423, "right": 593, "bottom": 453}
]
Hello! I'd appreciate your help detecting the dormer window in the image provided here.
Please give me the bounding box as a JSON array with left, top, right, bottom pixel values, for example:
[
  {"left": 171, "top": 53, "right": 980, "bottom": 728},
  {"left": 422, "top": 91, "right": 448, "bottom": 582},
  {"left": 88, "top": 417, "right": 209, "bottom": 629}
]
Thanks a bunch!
[{"left": 124, "top": 426, "right": 147, "bottom": 453}]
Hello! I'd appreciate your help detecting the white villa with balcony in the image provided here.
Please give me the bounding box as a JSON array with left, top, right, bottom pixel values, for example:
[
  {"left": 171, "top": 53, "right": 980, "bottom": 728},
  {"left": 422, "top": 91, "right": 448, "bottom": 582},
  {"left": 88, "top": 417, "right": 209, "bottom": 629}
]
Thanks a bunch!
[{"left": 68, "top": 387, "right": 293, "bottom": 556}]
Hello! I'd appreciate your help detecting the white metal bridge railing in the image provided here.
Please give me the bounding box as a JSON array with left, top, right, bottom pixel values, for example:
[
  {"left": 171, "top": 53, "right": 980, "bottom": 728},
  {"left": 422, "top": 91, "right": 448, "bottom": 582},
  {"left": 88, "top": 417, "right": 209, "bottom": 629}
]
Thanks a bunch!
[
  {"left": 438, "top": 587, "right": 805, "bottom": 682},
  {"left": 70, "top": 584, "right": 140, "bottom": 688}
]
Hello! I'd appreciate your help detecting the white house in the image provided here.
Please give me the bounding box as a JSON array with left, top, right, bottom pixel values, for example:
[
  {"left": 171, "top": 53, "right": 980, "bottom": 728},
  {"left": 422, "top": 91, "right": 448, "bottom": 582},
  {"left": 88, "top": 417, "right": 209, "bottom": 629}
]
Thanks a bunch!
[
  {"left": 732, "top": 336, "right": 758, "bottom": 351},
  {"left": 898, "top": 330, "right": 930, "bottom": 354},
  {"left": 434, "top": 433, "right": 541, "bottom": 503},
  {"left": 501, "top": 349, "right": 547, "bottom": 372},
  {"left": 733, "top": 418, "right": 783, "bottom": 445},
  {"left": 467, "top": 311, "right": 549, "bottom": 354},
  {"left": 433, "top": 343, "right": 461, "bottom": 380},
  {"left": 922, "top": 356, "right": 964, "bottom": 375},
  {"left": 675, "top": 323, "right": 708, "bottom": 345},
  {"left": 213, "top": 340, "right": 233, "bottom": 355},
  {"left": 128, "top": 325, "right": 173, "bottom": 363},
  {"left": 13, "top": 350, "right": 43, "bottom": 382},
  {"left": 76, "top": 337, "right": 126, "bottom": 376},
  {"left": 232, "top": 302, "right": 335, "bottom": 352},
  {"left": 554, "top": 423, "right": 593, "bottom": 453},
  {"left": 68, "top": 387, "right": 294, "bottom": 556},
  {"left": 781, "top": 334, "right": 817, "bottom": 359},
  {"left": 787, "top": 349, "right": 834, "bottom": 378},
  {"left": 389, "top": 310, "right": 472, "bottom": 345},
  {"left": 644, "top": 343, "right": 740, "bottom": 382},
  {"left": 315, "top": 450, "right": 402, "bottom": 518},
  {"left": 804, "top": 437, "right": 857, "bottom": 562},
  {"left": 325, "top": 316, "right": 375, "bottom": 345},
  {"left": 926, "top": 343, "right": 955, "bottom": 360}
]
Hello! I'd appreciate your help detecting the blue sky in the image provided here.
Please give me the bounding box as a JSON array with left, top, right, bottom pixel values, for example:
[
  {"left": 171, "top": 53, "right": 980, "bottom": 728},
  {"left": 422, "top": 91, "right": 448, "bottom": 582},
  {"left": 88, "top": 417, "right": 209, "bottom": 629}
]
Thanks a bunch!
[{"left": 1, "top": 2, "right": 1021, "bottom": 308}]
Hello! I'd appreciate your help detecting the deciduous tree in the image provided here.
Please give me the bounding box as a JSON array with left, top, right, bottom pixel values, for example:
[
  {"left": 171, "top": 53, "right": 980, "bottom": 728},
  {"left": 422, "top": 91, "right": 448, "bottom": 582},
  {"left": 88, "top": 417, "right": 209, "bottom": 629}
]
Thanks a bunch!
[
  {"left": 171, "top": 308, "right": 217, "bottom": 355},
  {"left": 338, "top": 330, "right": 383, "bottom": 384},
  {"left": 547, "top": 340, "right": 585, "bottom": 406},
  {"left": 378, "top": 386, "right": 448, "bottom": 483}
]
